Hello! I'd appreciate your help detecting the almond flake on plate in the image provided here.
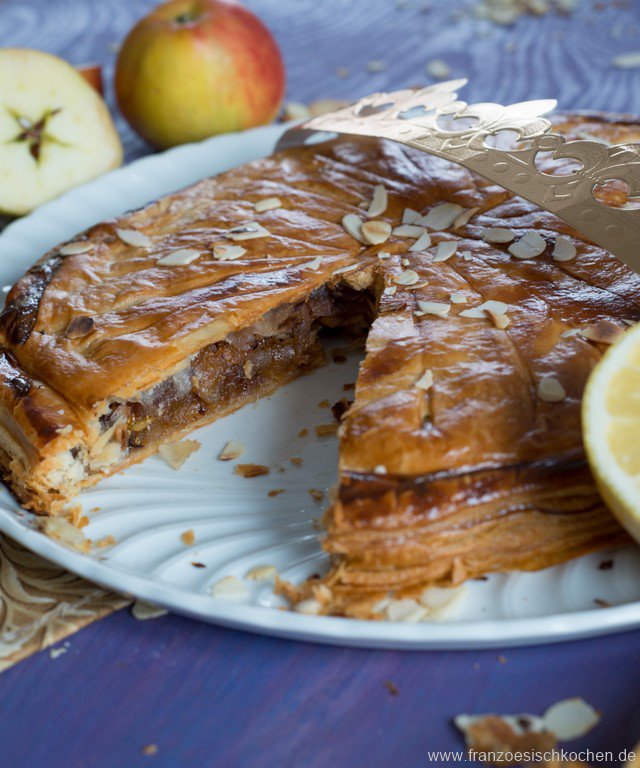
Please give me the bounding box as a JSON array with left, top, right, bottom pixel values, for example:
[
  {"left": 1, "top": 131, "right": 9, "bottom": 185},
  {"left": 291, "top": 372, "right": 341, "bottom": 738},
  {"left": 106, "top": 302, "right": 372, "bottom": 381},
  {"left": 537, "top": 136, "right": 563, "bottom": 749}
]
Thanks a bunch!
[
  {"left": 450, "top": 292, "right": 467, "bottom": 304},
  {"left": 481, "top": 226, "right": 516, "bottom": 244},
  {"left": 254, "top": 197, "right": 282, "bottom": 212},
  {"left": 366, "top": 184, "right": 388, "bottom": 217},
  {"left": 295, "top": 598, "right": 323, "bottom": 615},
  {"left": 332, "top": 263, "right": 359, "bottom": 276},
  {"left": 218, "top": 440, "right": 244, "bottom": 461},
  {"left": 453, "top": 206, "right": 480, "bottom": 229},
  {"left": 385, "top": 598, "right": 429, "bottom": 622},
  {"left": 508, "top": 231, "right": 547, "bottom": 259},
  {"left": 537, "top": 376, "right": 566, "bottom": 403},
  {"left": 59, "top": 241, "right": 93, "bottom": 256},
  {"left": 552, "top": 235, "right": 577, "bottom": 262},
  {"left": 157, "top": 248, "right": 201, "bottom": 266},
  {"left": 582, "top": 319, "right": 624, "bottom": 344},
  {"left": 383, "top": 286, "right": 397, "bottom": 295},
  {"left": 415, "top": 369, "right": 434, "bottom": 390},
  {"left": 377, "top": 251, "right": 391, "bottom": 260},
  {"left": 38, "top": 516, "right": 90, "bottom": 553},
  {"left": 416, "top": 300, "right": 450, "bottom": 317},
  {"left": 408, "top": 231, "right": 432, "bottom": 252},
  {"left": 420, "top": 202, "right": 464, "bottom": 230},
  {"left": 418, "top": 585, "right": 466, "bottom": 620},
  {"left": 211, "top": 575, "right": 250, "bottom": 602},
  {"left": 362, "top": 220, "right": 392, "bottom": 245},
  {"left": 213, "top": 244, "right": 246, "bottom": 261},
  {"left": 245, "top": 564, "right": 277, "bottom": 581},
  {"left": 116, "top": 228, "right": 152, "bottom": 248},
  {"left": 402, "top": 208, "right": 422, "bottom": 225},
  {"left": 159, "top": 439, "right": 201, "bottom": 469},
  {"left": 395, "top": 269, "right": 420, "bottom": 286},
  {"left": 433, "top": 241, "right": 457, "bottom": 262},
  {"left": 392, "top": 224, "right": 426, "bottom": 238},
  {"left": 542, "top": 698, "right": 600, "bottom": 741},
  {"left": 131, "top": 600, "right": 169, "bottom": 620},
  {"left": 341, "top": 213, "right": 367, "bottom": 243},
  {"left": 226, "top": 222, "right": 270, "bottom": 241}
]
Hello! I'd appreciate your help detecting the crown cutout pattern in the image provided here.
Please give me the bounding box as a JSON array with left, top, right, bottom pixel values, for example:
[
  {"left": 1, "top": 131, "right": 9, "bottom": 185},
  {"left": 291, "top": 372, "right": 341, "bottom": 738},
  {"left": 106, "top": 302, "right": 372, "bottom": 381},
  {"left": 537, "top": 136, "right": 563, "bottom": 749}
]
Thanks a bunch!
[{"left": 297, "top": 80, "right": 640, "bottom": 274}]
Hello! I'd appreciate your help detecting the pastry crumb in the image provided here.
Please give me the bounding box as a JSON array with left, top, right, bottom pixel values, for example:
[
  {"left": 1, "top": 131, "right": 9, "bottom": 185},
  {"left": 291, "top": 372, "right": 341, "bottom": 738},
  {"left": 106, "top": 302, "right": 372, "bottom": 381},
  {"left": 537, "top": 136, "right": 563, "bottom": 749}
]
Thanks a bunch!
[
  {"left": 234, "top": 463, "right": 270, "bottom": 478},
  {"left": 218, "top": 440, "right": 244, "bottom": 461},
  {"left": 180, "top": 529, "right": 195, "bottom": 546},
  {"left": 315, "top": 423, "right": 339, "bottom": 437}
]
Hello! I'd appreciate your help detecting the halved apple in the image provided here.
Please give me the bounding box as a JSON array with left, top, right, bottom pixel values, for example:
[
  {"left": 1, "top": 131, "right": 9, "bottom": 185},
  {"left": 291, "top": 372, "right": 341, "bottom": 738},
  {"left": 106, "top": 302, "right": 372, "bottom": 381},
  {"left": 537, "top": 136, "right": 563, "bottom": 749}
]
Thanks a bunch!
[{"left": 0, "top": 49, "right": 123, "bottom": 216}]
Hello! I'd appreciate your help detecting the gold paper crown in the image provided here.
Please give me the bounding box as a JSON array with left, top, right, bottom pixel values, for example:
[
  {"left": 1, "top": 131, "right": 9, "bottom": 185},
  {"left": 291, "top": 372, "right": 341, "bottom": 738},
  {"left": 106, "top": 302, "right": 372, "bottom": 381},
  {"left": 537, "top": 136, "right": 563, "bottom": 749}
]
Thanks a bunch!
[{"left": 288, "top": 80, "right": 640, "bottom": 274}]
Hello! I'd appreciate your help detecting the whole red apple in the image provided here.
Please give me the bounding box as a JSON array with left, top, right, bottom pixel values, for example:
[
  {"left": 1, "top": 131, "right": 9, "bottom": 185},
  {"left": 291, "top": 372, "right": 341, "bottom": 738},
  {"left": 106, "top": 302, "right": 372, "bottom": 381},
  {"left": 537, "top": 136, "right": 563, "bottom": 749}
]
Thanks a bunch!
[{"left": 115, "top": 0, "right": 285, "bottom": 149}]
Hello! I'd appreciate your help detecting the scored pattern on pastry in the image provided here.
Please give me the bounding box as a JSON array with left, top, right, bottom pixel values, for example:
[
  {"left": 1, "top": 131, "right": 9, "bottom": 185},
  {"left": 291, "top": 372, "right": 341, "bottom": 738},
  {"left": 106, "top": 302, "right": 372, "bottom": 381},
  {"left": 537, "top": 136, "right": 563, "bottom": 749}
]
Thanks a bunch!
[{"left": 0, "top": 112, "right": 639, "bottom": 617}]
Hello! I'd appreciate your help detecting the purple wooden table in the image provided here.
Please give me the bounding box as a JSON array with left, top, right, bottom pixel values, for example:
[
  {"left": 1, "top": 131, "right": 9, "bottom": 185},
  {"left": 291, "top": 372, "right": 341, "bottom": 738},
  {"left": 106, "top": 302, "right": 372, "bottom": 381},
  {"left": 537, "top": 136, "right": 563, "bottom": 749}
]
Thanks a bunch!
[{"left": 2, "top": 1, "right": 640, "bottom": 765}]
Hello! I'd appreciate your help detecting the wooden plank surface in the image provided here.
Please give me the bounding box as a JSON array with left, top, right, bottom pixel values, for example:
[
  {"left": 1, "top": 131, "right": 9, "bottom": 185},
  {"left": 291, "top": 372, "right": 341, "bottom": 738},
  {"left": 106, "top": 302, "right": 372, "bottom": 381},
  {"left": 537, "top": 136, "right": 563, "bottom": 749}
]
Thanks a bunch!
[{"left": 1, "top": 0, "right": 640, "bottom": 766}]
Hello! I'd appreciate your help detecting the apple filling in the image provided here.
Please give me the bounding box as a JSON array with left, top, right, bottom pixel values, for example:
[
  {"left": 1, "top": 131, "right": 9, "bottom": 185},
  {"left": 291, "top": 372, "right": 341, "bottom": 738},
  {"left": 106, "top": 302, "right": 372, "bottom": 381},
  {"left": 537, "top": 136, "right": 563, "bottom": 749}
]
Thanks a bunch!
[{"left": 82, "top": 283, "right": 374, "bottom": 480}]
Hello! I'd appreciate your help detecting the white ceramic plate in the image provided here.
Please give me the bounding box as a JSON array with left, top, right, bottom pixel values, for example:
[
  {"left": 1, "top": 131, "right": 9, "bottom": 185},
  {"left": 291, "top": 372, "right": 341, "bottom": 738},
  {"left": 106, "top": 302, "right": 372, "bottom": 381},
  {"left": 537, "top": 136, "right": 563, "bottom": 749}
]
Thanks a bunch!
[{"left": 1, "top": 124, "right": 640, "bottom": 650}]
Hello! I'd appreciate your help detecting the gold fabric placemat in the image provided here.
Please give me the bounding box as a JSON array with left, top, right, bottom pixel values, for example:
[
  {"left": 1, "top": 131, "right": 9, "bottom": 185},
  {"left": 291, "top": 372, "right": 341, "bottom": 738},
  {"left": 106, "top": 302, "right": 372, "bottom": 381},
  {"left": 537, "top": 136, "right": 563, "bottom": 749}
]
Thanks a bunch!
[{"left": 0, "top": 534, "right": 128, "bottom": 671}]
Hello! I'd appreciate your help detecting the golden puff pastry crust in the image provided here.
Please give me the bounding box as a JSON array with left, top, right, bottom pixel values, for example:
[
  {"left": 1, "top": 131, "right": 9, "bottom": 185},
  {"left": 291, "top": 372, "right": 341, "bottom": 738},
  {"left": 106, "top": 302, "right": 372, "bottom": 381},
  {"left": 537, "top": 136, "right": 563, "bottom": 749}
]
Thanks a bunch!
[{"left": 0, "top": 112, "right": 637, "bottom": 614}]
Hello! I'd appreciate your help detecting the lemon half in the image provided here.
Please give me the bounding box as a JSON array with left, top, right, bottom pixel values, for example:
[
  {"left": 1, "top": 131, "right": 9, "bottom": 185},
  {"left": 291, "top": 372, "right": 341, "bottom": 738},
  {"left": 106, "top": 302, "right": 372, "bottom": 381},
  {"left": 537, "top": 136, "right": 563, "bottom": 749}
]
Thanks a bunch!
[{"left": 583, "top": 323, "right": 640, "bottom": 543}]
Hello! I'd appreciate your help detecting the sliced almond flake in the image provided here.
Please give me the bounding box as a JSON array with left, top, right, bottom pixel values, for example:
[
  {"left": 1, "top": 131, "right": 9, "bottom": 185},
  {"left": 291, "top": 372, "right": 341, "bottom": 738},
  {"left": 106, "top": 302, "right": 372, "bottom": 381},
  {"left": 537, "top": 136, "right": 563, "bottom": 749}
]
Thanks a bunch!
[
  {"left": 407, "top": 281, "right": 430, "bottom": 291},
  {"left": 383, "top": 286, "right": 397, "bottom": 296},
  {"left": 341, "top": 213, "right": 367, "bottom": 243},
  {"left": 418, "top": 585, "right": 466, "bottom": 617},
  {"left": 508, "top": 230, "right": 547, "bottom": 259},
  {"left": 409, "top": 231, "right": 432, "bottom": 252},
  {"left": 582, "top": 320, "right": 624, "bottom": 345},
  {"left": 245, "top": 564, "right": 277, "bottom": 581},
  {"left": 39, "top": 516, "right": 90, "bottom": 553},
  {"left": 131, "top": 600, "right": 169, "bottom": 620},
  {"left": 377, "top": 251, "right": 391, "bottom": 259},
  {"left": 420, "top": 202, "right": 464, "bottom": 231},
  {"left": 488, "top": 311, "right": 511, "bottom": 329},
  {"left": 450, "top": 292, "right": 467, "bottom": 304},
  {"left": 613, "top": 51, "right": 640, "bottom": 69},
  {"left": 537, "top": 376, "right": 566, "bottom": 403},
  {"left": 366, "top": 184, "right": 388, "bottom": 217},
  {"left": 395, "top": 269, "right": 420, "bottom": 286},
  {"left": 295, "top": 598, "right": 323, "bottom": 615},
  {"left": 313, "top": 583, "right": 333, "bottom": 604},
  {"left": 402, "top": 208, "right": 422, "bottom": 225},
  {"left": 433, "top": 241, "right": 457, "bottom": 262},
  {"left": 372, "top": 596, "right": 392, "bottom": 614},
  {"left": 218, "top": 440, "right": 244, "bottom": 461},
  {"left": 157, "top": 248, "right": 201, "bottom": 266},
  {"left": 461, "top": 250, "right": 473, "bottom": 261},
  {"left": 552, "top": 235, "right": 577, "bottom": 262},
  {"left": 301, "top": 256, "right": 323, "bottom": 271},
  {"left": 226, "top": 222, "right": 270, "bottom": 241},
  {"left": 453, "top": 206, "right": 480, "bottom": 229},
  {"left": 211, "top": 575, "right": 250, "bottom": 602},
  {"left": 116, "top": 228, "right": 152, "bottom": 248},
  {"left": 392, "top": 224, "right": 426, "bottom": 238},
  {"left": 415, "top": 369, "right": 434, "bottom": 390},
  {"left": 213, "top": 244, "right": 246, "bottom": 261},
  {"left": 401, "top": 258, "right": 410, "bottom": 266},
  {"left": 459, "top": 300, "right": 509, "bottom": 319},
  {"left": 374, "top": 464, "right": 387, "bottom": 474},
  {"left": 332, "top": 263, "right": 359, "bottom": 276},
  {"left": 561, "top": 328, "right": 584, "bottom": 339},
  {"left": 385, "top": 598, "right": 429, "bottom": 622},
  {"left": 59, "top": 241, "right": 93, "bottom": 256},
  {"left": 362, "top": 219, "right": 392, "bottom": 245},
  {"left": 254, "top": 197, "right": 282, "bottom": 212},
  {"left": 481, "top": 226, "right": 516, "bottom": 244},
  {"left": 417, "top": 300, "right": 450, "bottom": 317},
  {"left": 542, "top": 698, "right": 600, "bottom": 741},
  {"left": 159, "top": 439, "right": 200, "bottom": 469}
]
